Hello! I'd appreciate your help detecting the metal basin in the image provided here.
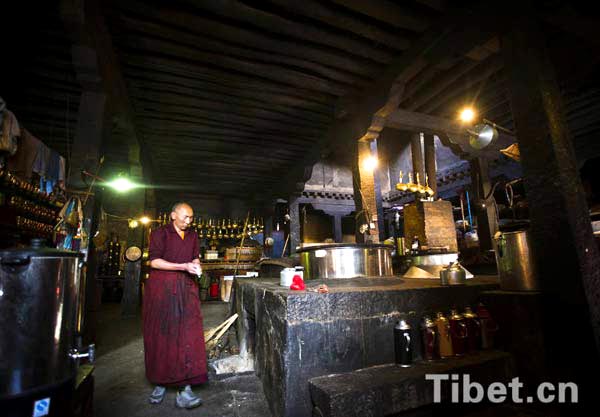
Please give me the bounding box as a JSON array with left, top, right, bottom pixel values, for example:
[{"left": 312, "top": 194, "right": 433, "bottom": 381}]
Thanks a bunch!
[{"left": 298, "top": 243, "right": 394, "bottom": 279}]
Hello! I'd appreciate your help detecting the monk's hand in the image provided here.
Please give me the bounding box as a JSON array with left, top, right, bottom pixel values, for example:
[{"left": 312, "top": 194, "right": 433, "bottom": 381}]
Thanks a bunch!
[{"left": 185, "top": 262, "right": 201, "bottom": 276}]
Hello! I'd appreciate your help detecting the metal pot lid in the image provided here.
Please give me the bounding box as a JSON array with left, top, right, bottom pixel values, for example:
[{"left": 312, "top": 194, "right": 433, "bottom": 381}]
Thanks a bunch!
[
  {"left": 0, "top": 238, "right": 83, "bottom": 259},
  {"left": 498, "top": 219, "right": 530, "bottom": 233},
  {"left": 297, "top": 243, "right": 393, "bottom": 252}
]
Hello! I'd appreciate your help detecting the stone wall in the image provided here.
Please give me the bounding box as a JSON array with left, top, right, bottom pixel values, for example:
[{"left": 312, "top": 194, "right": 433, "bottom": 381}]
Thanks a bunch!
[{"left": 404, "top": 200, "right": 458, "bottom": 252}]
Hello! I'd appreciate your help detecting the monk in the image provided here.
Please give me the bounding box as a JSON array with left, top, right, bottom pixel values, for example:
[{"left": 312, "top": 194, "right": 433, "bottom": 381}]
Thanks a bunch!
[{"left": 143, "top": 202, "right": 207, "bottom": 408}]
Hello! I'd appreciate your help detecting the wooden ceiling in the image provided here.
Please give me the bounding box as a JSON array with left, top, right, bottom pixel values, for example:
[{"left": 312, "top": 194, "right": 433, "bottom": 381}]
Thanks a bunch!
[
  {"left": 101, "top": 0, "right": 446, "bottom": 202},
  {"left": 3, "top": 1, "right": 599, "bottom": 207}
]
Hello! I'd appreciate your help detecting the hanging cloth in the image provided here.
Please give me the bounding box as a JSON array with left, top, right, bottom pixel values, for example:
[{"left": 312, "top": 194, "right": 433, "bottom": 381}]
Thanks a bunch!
[
  {"left": 47, "top": 150, "right": 61, "bottom": 182},
  {"left": 58, "top": 156, "right": 66, "bottom": 189},
  {"left": 0, "top": 109, "right": 20, "bottom": 156},
  {"left": 7, "top": 129, "right": 41, "bottom": 180},
  {"left": 32, "top": 140, "right": 50, "bottom": 178},
  {"left": 57, "top": 196, "right": 83, "bottom": 250},
  {"left": 0, "top": 96, "right": 5, "bottom": 128}
]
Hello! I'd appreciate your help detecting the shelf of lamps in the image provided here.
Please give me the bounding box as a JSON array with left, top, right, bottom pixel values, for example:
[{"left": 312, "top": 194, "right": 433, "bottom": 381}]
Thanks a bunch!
[
  {"left": 154, "top": 213, "right": 265, "bottom": 240},
  {"left": 395, "top": 171, "right": 435, "bottom": 197},
  {"left": 0, "top": 169, "right": 64, "bottom": 209},
  {"left": 7, "top": 195, "right": 59, "bottom": 223},
  {"left": 15, "top": 216, "right": 54, "bottom": 235}
]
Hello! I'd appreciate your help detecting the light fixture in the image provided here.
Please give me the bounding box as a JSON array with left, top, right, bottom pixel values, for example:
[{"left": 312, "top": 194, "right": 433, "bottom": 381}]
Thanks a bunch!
[
  {"left": 128, "top": 219, "right": 139, "bottom": 229},
  {"left": 139, "top": 216, "right": 151, "bottom": 225},
  {"left": 106, "top": 177, "right": 138, "bottom": 193},
  {"left": 363, "top": 156, "right": 378, "bottom": 171},
  {"left": 467, "top": 123, "right": 498, "bottom": 150},
  {"left": 459, "top": 107, "right": 476, "bottom": 123},
  {"left": 458, "top": 104, "right": 515, "bottom": 150}
]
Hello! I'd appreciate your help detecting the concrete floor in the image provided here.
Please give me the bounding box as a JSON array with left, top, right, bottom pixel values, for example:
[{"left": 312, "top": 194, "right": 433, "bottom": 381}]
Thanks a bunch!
[{"left": 92, "top": 301, "right": 271, "bottom": 417}]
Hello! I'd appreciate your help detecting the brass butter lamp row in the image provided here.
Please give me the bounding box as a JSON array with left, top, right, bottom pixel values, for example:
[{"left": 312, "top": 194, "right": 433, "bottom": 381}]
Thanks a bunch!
[{"left": 395, "top": 171, "right": 435, "bottom": 196}]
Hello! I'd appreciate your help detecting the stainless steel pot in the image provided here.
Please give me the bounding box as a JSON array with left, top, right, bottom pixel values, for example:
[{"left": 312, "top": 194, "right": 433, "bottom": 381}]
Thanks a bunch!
[
  {"left": 298, "top": 243, "right": 394, "bottom": 279},
  {"left": 0, "top": 240, "right": 89, "bottom": 398},
  {"left": 494, "top": 229, "right": 540, "bottom": 291}
]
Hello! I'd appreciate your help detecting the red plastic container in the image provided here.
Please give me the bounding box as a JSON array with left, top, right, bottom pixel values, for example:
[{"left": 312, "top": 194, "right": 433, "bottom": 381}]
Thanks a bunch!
[{"left": 209, "top": 282, "right": 219, "bottom": 298}]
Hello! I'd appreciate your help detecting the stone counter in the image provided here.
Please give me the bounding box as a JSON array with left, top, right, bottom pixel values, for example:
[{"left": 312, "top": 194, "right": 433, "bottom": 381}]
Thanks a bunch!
[{"left": 234, "top": 276, "right": 500, "bottom": 417}]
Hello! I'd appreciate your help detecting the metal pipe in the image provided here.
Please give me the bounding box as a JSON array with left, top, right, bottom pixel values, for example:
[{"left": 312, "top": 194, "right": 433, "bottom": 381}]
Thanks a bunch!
[{"left": 466, "top": 190, "right": 473, "bottom": 230}]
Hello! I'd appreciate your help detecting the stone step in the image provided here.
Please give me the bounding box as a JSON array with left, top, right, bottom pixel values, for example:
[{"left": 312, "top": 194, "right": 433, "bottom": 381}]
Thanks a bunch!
[{"left": 309, "top": 350, "right": 515, "bottom": 417}]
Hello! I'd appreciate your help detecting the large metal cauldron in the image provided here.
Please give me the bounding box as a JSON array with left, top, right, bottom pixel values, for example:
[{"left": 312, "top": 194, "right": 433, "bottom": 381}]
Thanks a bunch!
[
  {"left": 298, "top": 243, "right": 394, "bottom": 279},
  {"left": 0, "top": 240, "right": 85, "bottom": 399}
]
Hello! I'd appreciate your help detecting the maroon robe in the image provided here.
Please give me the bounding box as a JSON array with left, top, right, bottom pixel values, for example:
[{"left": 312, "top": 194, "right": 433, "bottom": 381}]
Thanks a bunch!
[{"left": 143, "top": 223, "right": 207, "bottom": 386}]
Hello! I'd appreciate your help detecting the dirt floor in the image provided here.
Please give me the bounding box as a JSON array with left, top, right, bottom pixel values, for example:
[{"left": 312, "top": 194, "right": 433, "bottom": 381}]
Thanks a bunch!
[{"left": 92, "top": 301, "right": 271, "bottom": 417}]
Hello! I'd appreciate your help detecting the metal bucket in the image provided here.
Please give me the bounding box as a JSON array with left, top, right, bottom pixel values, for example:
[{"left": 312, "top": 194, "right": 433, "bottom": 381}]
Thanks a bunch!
[
  {"left": 0, "top": 240, "right": 85, "bottom": 398},
  {"left": 494, "top": 229, "right": 540, "bottom": 291},
  {"left": 298, "top": 243, "right": 394, "bottom": 279}
]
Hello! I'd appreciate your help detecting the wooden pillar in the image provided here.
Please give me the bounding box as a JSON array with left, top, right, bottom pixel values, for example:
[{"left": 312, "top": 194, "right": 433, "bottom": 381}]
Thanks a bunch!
[
  {"left": 423, "top": 134, "right": 437, "bottom": 197},
  {"left": 502, "top": 12, "right": 600, "bottom": 371},
  {"left": 411, "top": 132, "right": 426, "bottom": 187},
  {"left": 122, "top": 146, "right": 145, "bottom": 316},
  {"left": 353, "top": 140, "right": 383, "bottom": 242},
  {"left": 469, "top": 158, "right": 497, "bottom": 251},
  {"left": 333, "top": 214, "right": 343, "bottom": 243},
  {"left": 67, "top": 45, "right": 107, "bottom": 346},
  {"left": 288, "top": 196, "right": 300, "bottom": 254}
]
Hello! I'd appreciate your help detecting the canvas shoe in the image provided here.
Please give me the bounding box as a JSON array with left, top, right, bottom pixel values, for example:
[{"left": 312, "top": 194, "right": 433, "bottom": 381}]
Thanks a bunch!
[
  {"left": 149, "top": 385, "right": 166, "bottom": 404},
  {"left": 175, "top": 385, "right": 203, "bottom": 409}
]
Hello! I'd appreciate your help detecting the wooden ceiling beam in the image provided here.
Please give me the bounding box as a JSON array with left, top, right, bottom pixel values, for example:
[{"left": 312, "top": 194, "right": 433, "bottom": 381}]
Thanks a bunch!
[
  {"left": 137, "top": 106, "right": 322, "bottom": 138},
  {"left": 415, "top": 0, "right": 447, "bottom": 12},
  {"left": 82, "top": 0, "right": 154, "bottom": 179},
  {"left": 274, "top": 4, "right": 504, "bottom": 198},
  {"left": 150, "top": 158, "right": 290, "bottom": 173},
  {"left": 265, "top": 0, "right": 412, "bottom": 49},
  {"left": 117, "top": 36, "right": 356, "bottom": 96},
  {"left": 132, "top": 98, "right": 327, "bottom": 131},
  {"left": 115, "top": 15, "right": 370, "bottom": 88},
  {"left": 404, "top": 59, "right": 482, "bottom": 111},
  {"left": 328, "top": 0, "right": 430, "bottom": 32},
  {"left": 137, "top": 117, "right": 320, "bottom": 140},
  {"left": 126, "top": 78, "right": 332, "bottom": 123},
  {"left": 418, "top": 56, "right": 504, "bottom": 115},
  {"left": 179, "top": 0, "right": 394, "bottom": 63},
  {"left": 129, "top": 89, "right": 329, "bottom": 126},
  {"left": 542, "top": 6, "right": 600, "bottom": 47},
  {"left": 113, "top": 0, "right": 377, "bottom": 77},
  {"left": 141, "top": 134, "right": 303, "bottom": 154},
  {"left": 151, "top": 169, "right": 281, "bottom": 182},
  {"left": 138, "top": 126, "right": 315, "bottom": 148},
  {"left": 386, "top": 108, "right": 465, "bottom": 136},
  {"left": 151, "top": 149, "right": 297, "bottom": 163},
  {"left": 120, "top": 53, "right": 336, "bottom": 106}
]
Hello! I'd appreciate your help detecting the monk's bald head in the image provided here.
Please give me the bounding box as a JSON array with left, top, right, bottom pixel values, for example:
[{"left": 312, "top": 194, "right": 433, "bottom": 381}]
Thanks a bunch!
[
  {"left": 171, "top": 202, "right": 194, "bottom": 230},
  {"left": 171, "top": 201, "right": 192, "bottom": 214}
]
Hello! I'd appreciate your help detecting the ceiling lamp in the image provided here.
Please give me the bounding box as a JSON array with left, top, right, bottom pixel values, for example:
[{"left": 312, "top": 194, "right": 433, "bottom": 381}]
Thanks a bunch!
[
  {"left": 106, "top": 176, "right": 138, "bottom": 193},
  {"left": 362, "top": 156, "right": 378, "bottom": 171},
  {"left": 459, "top": 107, "right": 476, "bottom": 123}
]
